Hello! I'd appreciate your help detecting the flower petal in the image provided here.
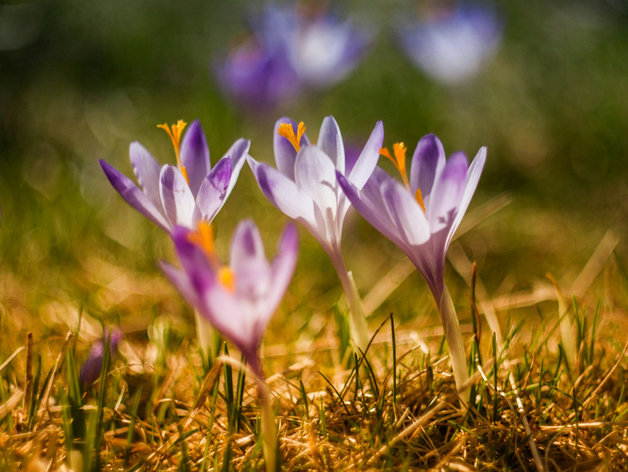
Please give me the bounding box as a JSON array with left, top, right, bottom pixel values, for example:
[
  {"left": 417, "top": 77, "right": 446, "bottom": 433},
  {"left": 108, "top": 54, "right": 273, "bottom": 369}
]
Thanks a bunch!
[
  {"left": 381, "top": 178, "right": 431, "bottom": 246},
  {"left": 317, "top": 115, "right": 345, "bottom": 173},
  {"left": 273, "top": 117, "right": 309, "bottom": 180},
  {"left": 427, "top": 151, "right": 468, "bottom": 234},
  {"left": 337, "top": 171, "right": 404, "bottom": 248},
  {"left": 100, "top": 159, "right": 171, "bottom": 232},
  {"left": 222, "top": 138, "right": 250, "bottom": 195},
  {"left": 230, "top": 220, "right": 271, "bottom": 300},
  {"left": 410, "top": 134, "right": 446, "bottom": 206},
  {"left": 294, "top": 145, "right": 339, "bottom": 217},
  {"left": 180, "top": 120, "right": 211, "bottom": 197},
  {"left": 247, "top": 156, "right": 317, "bottom": 228},
  {"left": 195, "top": 157, "right": 232, "bottom": 222},
  {"left": 446, "top": 146, "right": 486, "bottom": 247},
  {"left": 265, "top": 222, "right": 299, "bottom": 316},
  {"left": 348, "top": 120, "right": 384, "bottom": 189},
  {"left": 160, "top": 261, "right": 202, "bottom": 310},
  {"left": 129, "top": 142, "right": 164, "bottom": 214},
  {"left": 160, "top": 165, "right": 197, "bottom": 229}
]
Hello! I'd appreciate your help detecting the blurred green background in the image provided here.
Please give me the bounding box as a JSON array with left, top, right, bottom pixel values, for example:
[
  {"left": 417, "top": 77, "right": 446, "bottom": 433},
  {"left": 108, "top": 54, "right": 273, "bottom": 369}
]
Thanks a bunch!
[{"left": 1, "top": 0, "right": 628, "bottom": 342}]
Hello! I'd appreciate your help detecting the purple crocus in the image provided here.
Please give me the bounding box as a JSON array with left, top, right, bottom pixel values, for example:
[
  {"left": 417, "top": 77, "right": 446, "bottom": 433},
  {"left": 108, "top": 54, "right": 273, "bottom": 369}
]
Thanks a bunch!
[
  {"left": 80, "top": 327, "right": 123, "bottom": 387},
  {"left": 161, "top": 220, "right": 298, "bottom": 379},
  {"left": 264, "top": 5, "right": 372, "bottom": 88},
  {"left": 337, "top": 134, "right": 486, "bottom": 404},
  {"left": 399, "top": 4, "right": 502, "bottom": 85},
  {"left": 247, "top": 116, "right": 383, "bottom": 351},
  {"left": 99, "top": 120, "right": 250, "bottom": 232},
  {"left": 216, "top": 34, "right": 299, "bottom": 110}
]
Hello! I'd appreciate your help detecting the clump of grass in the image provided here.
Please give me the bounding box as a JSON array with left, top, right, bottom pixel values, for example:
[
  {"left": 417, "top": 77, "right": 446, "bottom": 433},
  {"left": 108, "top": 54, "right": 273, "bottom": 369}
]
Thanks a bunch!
[{"left": 0, "top": 286, "right": 627, "bottom": 471}]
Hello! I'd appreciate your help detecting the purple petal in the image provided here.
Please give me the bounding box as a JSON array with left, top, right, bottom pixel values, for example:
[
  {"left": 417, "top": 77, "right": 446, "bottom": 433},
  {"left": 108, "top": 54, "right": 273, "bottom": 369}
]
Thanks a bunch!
[
  {"left": 195, "top": 157, "right": 232, "bottom": 222},
  {"left": 294, "top": 145, "right": 339, "bottom": 216},
  {"left": 427, "top": 152, "right": 468, "bottom": 235},
  {"left": 381, "top": 178, "right": 431, "bottom": 246},
  {"left": 180, "top": 120, "right": 211, "bottom": 197},
  {"left": 317, "top": 116, "right": 345, "bottom": 173},
  {"left": 347, "top": 120, "right": 384, "bottom": 189},
  {"left": 160, "top": 261, "right": 202, "bottom": 310},
  {"left": 222, "top": 138, "right": 250, "bottom": 196},
  {"left": 265, "top": 223, "right": 299, "bottom": 316},
  {"left": 273, "top": 118, "right": 310, "bottom": 181},
  {"left": 247, "top": 156, "right": 316, "bottom": 227},
  {"left": 336, "top": 171, "right": 404, "bottom": 248},
  {"left": 129, "top": 142, "right": 164, "bottom": 213},
  {"left": 160, "top": 165, "right": 197, "bottom": 229},
  {"left": 446, "top": 147, "right": 486, "bottom": 248},
  {"left": 410, "top": 134, "right": 446, "bottom": 205},
  {"left": 100, "top": 159, "right": 171, "bottom": 232},
  {"left": 230, "top": 220, "right": 271, "bottom": 300}
]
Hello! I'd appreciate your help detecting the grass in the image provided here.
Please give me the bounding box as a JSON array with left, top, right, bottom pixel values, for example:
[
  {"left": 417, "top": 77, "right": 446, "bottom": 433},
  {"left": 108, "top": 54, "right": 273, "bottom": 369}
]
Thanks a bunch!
[{"left": 0, "top": 213, "right": 627, "bottom": 471}]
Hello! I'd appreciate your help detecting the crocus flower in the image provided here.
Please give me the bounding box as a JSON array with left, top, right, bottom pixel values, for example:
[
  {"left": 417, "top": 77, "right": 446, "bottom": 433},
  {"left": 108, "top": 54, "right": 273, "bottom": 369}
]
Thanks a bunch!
[
  {"left": 99, "top": 120, "right": 250, "bottom": 232},
  {"left": 161, "top": 220, "right": 298, "bottom": 379},
  {"left": 337, "top": 134, "right": 486, "bottom": 404},
  {"left": 247, "top": 116, "right": 383, "bottom": 351},
  {"left": 80, "top": 327, "right": 123, "bottom": 387},
  {"left": 399, "top": 4, "right": 502, "bottom": 85},
  {"left": 264, "top": 5, "right": 372, "bottom": 88},
  {"left": 216, "top": 34, "right": 299, "bottom": 110}
]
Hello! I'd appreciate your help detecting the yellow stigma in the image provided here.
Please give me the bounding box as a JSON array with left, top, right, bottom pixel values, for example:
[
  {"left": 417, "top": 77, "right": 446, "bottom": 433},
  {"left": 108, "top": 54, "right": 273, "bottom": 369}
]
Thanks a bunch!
[
  {"left": 158, "top": 120, "right": 189, "bottom": 184},
  {"left": 415, "top": 188, "right": 426, "bottom": 214},
  {"left": 187, "top": 221, "right": 217, "bottom": 264},
  {"left": 380, "top": 142, "right": 409, "bottom": 188},
  {"left": 277, "top": 121, "right": 306, "bottom": 152},
  {"left": 217, "top": 266, "right": 236, "bottom": 292}
]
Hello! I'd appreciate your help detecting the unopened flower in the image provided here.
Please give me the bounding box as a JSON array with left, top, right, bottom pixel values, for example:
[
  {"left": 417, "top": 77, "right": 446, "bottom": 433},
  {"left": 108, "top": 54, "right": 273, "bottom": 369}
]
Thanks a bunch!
[
  {"left": 161, "top": 220, "right": 298, "bottom": 378},
  {"left": 248, "top": 116, "right": 383, "bottom": 351},
  {"left": 80, "top": 327, "right": 123, "bottom": 387},
  {"left": 100, "top": 120, "right": 249, "bottom": 231},
  {"left": 399, "top": 3, "right": 502, "bottom": 84}
]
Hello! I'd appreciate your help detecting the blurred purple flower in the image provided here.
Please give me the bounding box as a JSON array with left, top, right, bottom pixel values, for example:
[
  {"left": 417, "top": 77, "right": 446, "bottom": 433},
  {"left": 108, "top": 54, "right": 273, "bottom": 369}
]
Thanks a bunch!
[
  {"left": 81, "top": 327, "right": 123, "bottom": 387},
  {"left": 264, "top": 5, "right": 372, "bottom": 88},
  {"left": 399, "top": 4, "right": 503, "bottom": 85},
  {"left": 216, "top": 5, "right": 372, "bottom": 108},
  {"left": 161, "top": 220, "right": 298, "bottom": 378},
  {"left": 100, "top": 120, "right": 249, "bottom": 232},
  {"left": 216, "top": 36, "right": 300, "bottom": 110},
  {"left": 247, "top": 116, "right": 382, "bottom": 350},
  {"left": 337, "top": 134, "right": 486, "bottom": 301}
]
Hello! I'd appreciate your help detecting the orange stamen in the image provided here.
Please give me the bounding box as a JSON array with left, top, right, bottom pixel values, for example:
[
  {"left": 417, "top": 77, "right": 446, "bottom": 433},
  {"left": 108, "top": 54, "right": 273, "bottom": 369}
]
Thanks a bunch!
[
  {"left": 379, "top": 142, "right": 409, "bottom": 188},
  {"left": 158, "top": 120, "right": 189, "bottom": 184},
  {"left": 277, "top": 121, "right": 306, "bottom": 152},
  {"left": 415, "top": 188, "right": 426, "bottom": 214},
  {"left": 187, "top": 221, "right": 217, "bottom": 264},
  {"left": 217, "top": 266, "right": 236, "bottom": 292}
]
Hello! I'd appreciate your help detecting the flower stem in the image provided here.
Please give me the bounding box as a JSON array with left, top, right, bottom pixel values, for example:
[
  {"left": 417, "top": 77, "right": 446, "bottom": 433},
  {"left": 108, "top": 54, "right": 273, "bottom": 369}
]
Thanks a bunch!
[
  {"left": 257, "top": 377, "right": 277, "bottom": 472},
  {"left": 438, "top": 286, "right": 470, "bottom": 407},
  {"left": 194, "top": 310, "right": 217, "bottom": 368},
  {"left": 329, "top": 247, "right": 370, "bottom": 353}
]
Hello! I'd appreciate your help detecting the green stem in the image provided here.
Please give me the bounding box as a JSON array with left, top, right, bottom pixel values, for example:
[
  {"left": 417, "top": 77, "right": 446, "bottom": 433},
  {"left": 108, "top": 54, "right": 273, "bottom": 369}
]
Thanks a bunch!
[
  {"left": 439, "top": 286, "right": 470, "bottom": 407},
  {"left": 194, "top": 310, "right": 217, "bottom": 366},
  {"left": 257, "top": 378, "right": 277, "bottom": 472}
]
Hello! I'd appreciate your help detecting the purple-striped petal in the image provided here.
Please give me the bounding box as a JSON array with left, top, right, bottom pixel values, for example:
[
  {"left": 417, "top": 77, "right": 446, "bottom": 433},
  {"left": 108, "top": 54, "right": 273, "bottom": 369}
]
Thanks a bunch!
[
  {"left": 222, "top": 138, "right": 250, "bottom": 196},
  {"left": 180, "top": 120, "right": 211, "bottom": 197},
  {"left": 317, "top": 116, "right": 345, "bottom": 173},
  {"left": 348, "top": 120, "right": 384, "bottom": 189},
  {"left": 410, "top": 134, "right": 446, "bottom": 205},
  {"left": 446, "top": 146, "right": 486, "bottom": 247},
  {"left": 273, "top": 118, "right": 310, "bottom": 180},
  {"left": 129, "top": 142, "right": 164, "bottom": 214},
  {"left": 160, "top": 165, "right": 196, "bottom": 229},
  {"left": 427, "top": 152, "right": 468, "bottom": 234},
  {"left": 247, "top": 156, "right": 316, "bottom": 227},
  {"left": 230, "top": 220, "right": 271, "bottom": 298},
  {"left": 265, "top": 223, "right": 299, "bottom": 316},
  {"left": 100, "top": 159, "right": 171, "bottom": 232},
  {"left": 195, "top": 157, "right": 232, "bottom": 222},
  {"left": 381, "top": 178, "right": 431, "bottom": 246}
]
